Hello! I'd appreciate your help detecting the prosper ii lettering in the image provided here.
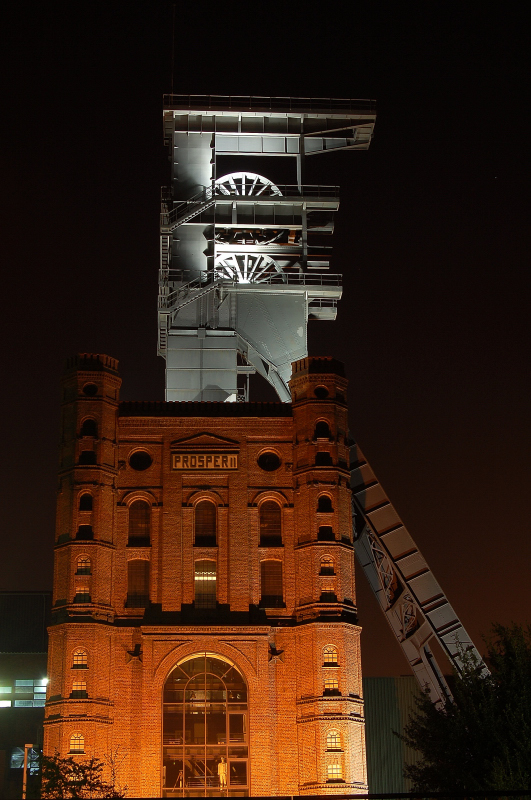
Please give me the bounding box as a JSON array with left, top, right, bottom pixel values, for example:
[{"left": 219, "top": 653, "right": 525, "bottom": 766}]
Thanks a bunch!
[{"left": 172, "top": 453, "right": 238, "bottom": 470}]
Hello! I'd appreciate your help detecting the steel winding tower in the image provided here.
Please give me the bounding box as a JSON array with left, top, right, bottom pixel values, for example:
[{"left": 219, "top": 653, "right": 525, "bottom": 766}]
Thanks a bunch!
[{"left": 158, "top": 95, "right": 375, "bottom": 402}]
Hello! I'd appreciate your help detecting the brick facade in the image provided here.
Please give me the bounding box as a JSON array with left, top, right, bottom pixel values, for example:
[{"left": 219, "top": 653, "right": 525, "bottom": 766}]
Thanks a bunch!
[{"left": 44, "top": 353, "right": 367, "bottom": 797}]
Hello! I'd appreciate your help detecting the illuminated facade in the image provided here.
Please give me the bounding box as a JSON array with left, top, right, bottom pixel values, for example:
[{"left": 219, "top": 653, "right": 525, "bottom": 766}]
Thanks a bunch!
[
  {"left": 44, "top": 96, "right": 377, "bottom": 796},
  {"left": 44, "top": 354, "right": 367, "bottom": 796}
]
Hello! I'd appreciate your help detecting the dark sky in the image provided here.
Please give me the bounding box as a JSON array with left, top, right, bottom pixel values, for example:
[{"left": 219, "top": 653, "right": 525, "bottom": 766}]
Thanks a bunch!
[{"left": 1, "top": 3, "right": 530, "bottom": 676}]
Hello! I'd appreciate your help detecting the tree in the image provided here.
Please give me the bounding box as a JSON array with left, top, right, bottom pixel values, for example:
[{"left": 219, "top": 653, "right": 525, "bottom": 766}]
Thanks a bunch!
[
  {"left": 40, "top": 751, "right": 126, "bottom": 799},
  {"left": 401, "top": 623, "right": 531, "bottom": 792}
]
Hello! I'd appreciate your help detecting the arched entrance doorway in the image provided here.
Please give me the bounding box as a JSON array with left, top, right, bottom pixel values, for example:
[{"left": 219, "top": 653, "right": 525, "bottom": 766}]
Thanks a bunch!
[{"left": 162, "top": 654, "right": 249, "bottom": 797}]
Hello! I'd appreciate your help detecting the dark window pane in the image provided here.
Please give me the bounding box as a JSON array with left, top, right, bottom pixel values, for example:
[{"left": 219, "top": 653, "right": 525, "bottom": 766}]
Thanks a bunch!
[
  {"left": 259, "top": 501, "right": 282, "bottom": 546},
  {"left": 195, "top": 560, "right": 216, "bottom": 609},
  {"left": 260, "top": 561, "right": 283, "bottom": 606},
  {"left": 79, "top": 493, "right": 93, "bottom": 511},
  {"left": 195, "top": 502, "right": 217, "bottom": 546},
  {"left": 80, "top": 419, "right": 98, "bottom": 437},
  {"left": 128, "top": 500, "right": 151, "bottom": 546},
  {"left": 127, "top": 560, "right": 150, "bottom": 607}
]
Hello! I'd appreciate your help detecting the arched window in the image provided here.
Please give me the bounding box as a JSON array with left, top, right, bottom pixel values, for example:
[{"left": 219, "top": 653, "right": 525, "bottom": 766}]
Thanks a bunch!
[
  {"left": 78, "top": 451, "right": 97, "bottom": 465},
  {"left": 318, "top": 526, "right": 334, "bottom": 541},
  {"left": 128, "top": 500, "right": 151, "bottom": 546},
  {"left": 314, "top": 421, "right": 331, "bottom": 440},
  {"left": 317, "top": 494, "right": 333, "bottom": 513},
  {"left": 126, "top": 560, "right": 150, "bottom": 607},
  {"left": 71, "top": 680, "right": 87, "bottom": 698},
  {"left": 260, "top": 561, "right": 284, "bottom": 607},
  {"left": 320, "top": 557, "right": 335, "bottom": 576},
  {"left": 163, "top": 655, "right": 249, "bottom": 793},
  {"left": 194, "top": 560, "right": 217, "bottom": 609},
  {"left": 327, "top": 762, "right": 343, "bottom": 781},
  {"left": 76, "top": 556, "right": 91, "bottom": 575},
  {"left": 195, "top": 501, "right": 217, "bottom": 546},
  {"left": 324, "top": 677, "right": 339, "bottom": 694},
  {"left": 79, "top": 493, "right": 93, "bottom": 511},
  {"left": 327, "top": 730, "right": 341, "bottom": 750},
  {"left": 72, "top": 649, "right": 88, "bottom": 669},
  {"left": 259, "top": 501, "right": 282, "bottom": 546},
  {"left": 80, "top": 419, "right": 98, "bottom": 438},
  {"left": 69, "top": 733, "right": 85, "bottom": 753},
  {"left": 323, "top": 646, "right": 339, "bottom": 665}
]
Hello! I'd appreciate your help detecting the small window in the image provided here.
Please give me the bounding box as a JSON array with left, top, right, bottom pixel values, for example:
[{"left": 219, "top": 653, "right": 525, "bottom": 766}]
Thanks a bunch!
[
  {"left": 71, "top": 681, "right": 87, "bottom": 698},
  {"left": 80, "top": 419, "right": 98, "bottom": 438},
  {"left": 327, "top": 730, "right": 341, "bottom": 750},
  {"left": 320, "top": 557, "right": 335, "bottom": 576},
  {"left": 69, "top": 733, "right": 85, "bottom": 753},
  {"left": 324, "top": 677, "right": 339, "bottom": 694},
  {"left": 320, "top": 587, "right": 337, "bottom": 602},
  {"left": 314, "top": 386, "right": 329, "bottom": 399},
  {"left": 79, "top": 493, "right": 93, "bottom": 511},
  {"left": 323, "top": 646, "right": 339, "bottom": 666},
  {"left": 195, "top": 560, "right": 217, "bottom": 609},
  {"left": 78, "top": 451, "right": 97, "bottom": 465},
  {"left": 76, "top": 525, "right": 93, "bottom": 540},
  {"left": 317, "top": 495, "right": 333, "bottom": 513},
  {"left": 318, "top": 526, "right": 334, "bottom": 541},
  {"left": 260, "top": 560, "right": 284, "bottom": 607},
  {"left": 126, "top": 560, "right": 150, "bottom": 607},
  {"left": 327, "top": 762, "right": 343, "bottom": 781},
  {"left": 82, "top": 383, "right": 97, "bottom": 396},
  {"left": 128, "top": 500, "right": 151, "bottom": 546},
  {"left": 76, "top": 556, "right": 91, "bottom": 575},
  {"left": 72, "top": 649, "right": 88, "bottom": 668},
  {"left": 314, "top": 421, "right": 331, "bottom": 440},
  {"left": 259, "top": 501, "right": 282, "bottom": 546},
  {"left": 257, "top": 451, "right": 281, "bottom": 472},
  {"left": 315, "top": 452, "right": 333, "bottom": 466},
  {"left": 129, "top": 450, "right": 152, "bottom": 471},
  {"left": 73, "top": 586, "right": 91, "bottom": 603},
  {"left": 194, "top": 501, "right": 217, "bottom": 547}
]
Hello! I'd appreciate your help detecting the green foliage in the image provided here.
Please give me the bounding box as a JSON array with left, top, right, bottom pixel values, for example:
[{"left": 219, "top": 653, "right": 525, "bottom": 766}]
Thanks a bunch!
[
  {"left": 40, "top": 751, "right": 126, "bottom": 799},
  {"left": 401, "top": 623, "right": 531, "bottom": 791}
]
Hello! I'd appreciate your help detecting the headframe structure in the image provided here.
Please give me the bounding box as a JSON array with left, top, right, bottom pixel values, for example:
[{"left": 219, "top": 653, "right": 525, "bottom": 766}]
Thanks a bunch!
[
  {"left": 159, "top": 95, "right": 487, "bottom": 704},
  {"left": 158, "top": 95, "right": 375, "bottom": 402}
]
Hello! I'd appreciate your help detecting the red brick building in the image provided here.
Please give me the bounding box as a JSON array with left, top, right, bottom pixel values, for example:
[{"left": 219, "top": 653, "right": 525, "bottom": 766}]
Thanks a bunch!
[{"left": 44, "top": 353, "right": 367, "bottom": 797}]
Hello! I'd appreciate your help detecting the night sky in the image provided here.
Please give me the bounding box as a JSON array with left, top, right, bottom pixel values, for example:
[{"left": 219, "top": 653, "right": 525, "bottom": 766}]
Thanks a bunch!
[{"left": 2, "top": 3, "right": 530, "bottom": 676}]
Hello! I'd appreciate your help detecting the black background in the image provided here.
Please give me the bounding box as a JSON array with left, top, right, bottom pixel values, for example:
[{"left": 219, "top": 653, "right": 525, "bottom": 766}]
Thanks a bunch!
[{"left": 1, "top": 2, "right": 530, "bottom": 675}]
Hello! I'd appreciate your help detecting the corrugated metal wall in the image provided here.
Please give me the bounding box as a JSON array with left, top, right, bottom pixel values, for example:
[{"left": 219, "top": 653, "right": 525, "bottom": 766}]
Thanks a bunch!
[{"left": 363, "top": 676, "right": 422, "bottom": 793}]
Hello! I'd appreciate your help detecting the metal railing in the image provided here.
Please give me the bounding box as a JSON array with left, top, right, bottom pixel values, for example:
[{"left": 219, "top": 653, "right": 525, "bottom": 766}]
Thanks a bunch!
[{"left": 163, "top": 94, "right": 376, "bottom": 115}]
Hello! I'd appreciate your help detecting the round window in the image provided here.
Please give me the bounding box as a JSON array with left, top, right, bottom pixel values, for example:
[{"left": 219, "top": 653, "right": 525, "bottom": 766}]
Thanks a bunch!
[
  {"left": 129, "top": 451, "right": 153, "bottom": 471},
  {"left": 314, "top": 386, "right": 329, "bottom": 399},
  {"left": 257, "top": 451, "right": 281, "bottom": 472},
  {"left": 82, "top": 383, "right": 98, "bottom": 396}
]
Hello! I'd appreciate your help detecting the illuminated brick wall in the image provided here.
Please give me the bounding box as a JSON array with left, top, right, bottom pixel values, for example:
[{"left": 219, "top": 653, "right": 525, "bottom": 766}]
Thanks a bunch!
[{"left": 44, "top": 353, "right": 367, "bottom": 797}]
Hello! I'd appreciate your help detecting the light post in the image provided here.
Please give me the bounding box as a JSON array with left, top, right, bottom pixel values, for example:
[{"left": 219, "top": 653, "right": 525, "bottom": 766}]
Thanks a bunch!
[{"left": 22, "top": 743, "right": 32, "bottom": 800}]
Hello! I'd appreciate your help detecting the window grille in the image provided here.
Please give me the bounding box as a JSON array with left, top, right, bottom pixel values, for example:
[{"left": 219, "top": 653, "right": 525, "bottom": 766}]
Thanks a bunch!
[
  {"left": 128, "top": 500, "right": 151, "bottom": 546},
  {"left": 260, "top": 561, "right": 283, "bottom": 607},
  {"left": 320, "top": 556, "right": 335, "bottom": 575},
  {"left": 126, "top": 560, "right": 150, "bottom": 607},
  {"left": 323, "top": 646, "right": 339, "bottom": 665},
  {"left": 76, "top": 556, "right": 91, "bottom": 575},
  {"left": 327, "top": 762, "right": 343, "bottom": 780},
  {"left": 74, "top": 587, "right": 91, "bottom": 603},
  {"left": 259, "top": 501, "right": 282, "bottom": 546},
  {"left": 69, "top": 733, "right": 85, "bottom": 753},
  {"left": 327, "top": 730, "right": 341, "bottom": 750},
  {"left": 195, "top": 501, "right": 217, "bottom": 546},
  {"left": 195, "top": 560, "right": 217, "bottom": 609},
  {"left": 324, "top": 677, "right": 339, "bottom": 693},
  {"left": 73, "top": 649, "right": 88, "bottom": 668}
]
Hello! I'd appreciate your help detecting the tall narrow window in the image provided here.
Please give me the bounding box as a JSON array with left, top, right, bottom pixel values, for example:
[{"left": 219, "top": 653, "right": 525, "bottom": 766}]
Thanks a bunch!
[
  {"left": 69, "top": 733, "right": 85, "bottom": 753},
  {"left": 194, "top": 560, "right": 217, "bottom": 609},
  {"left": 259, "top": 501, "right": 282, "bottom": 546},
  {"left": 260, "top": 561, "right": 284, "bottom": 607},
  {"left": 80, "top": 419, "right": 98, "bottom": 438},
  {"left": 327, "top": 730, "right": 341, "bottom": 750},
  {"left": 323, "top": 645, "right": 339, "bottom": 665},
  {"left": 317, "top": 494, "right": 333, "bottom": 513},
  {"left": 314, "top": 421, "right": 331, "bottom": 440},
  {"left": 195, "top": 501, "right": 217, "bottom": 546},
  {"left": 127, "top": 560, "right": 150, "bottom": 607},
  {"left": 79, "top": 493, "right": 93, "bottom": 511},
  {"left": 76, "top": 556, "right": 91, "bottom": 575},
  {"left": 72, "top": 649, "right": 88, "bottom": 669},
  {"left": 320, "top": 556, "right": 335, "bottom": 575},
  {"left": 128, "top": 500, "right": 151, "bottom": 546}
]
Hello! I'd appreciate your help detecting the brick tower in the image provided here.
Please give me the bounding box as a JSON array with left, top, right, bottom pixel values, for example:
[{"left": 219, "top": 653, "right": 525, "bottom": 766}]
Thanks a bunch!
[{"left": 44, "top": 95, "right": 376, "bottom": 797}]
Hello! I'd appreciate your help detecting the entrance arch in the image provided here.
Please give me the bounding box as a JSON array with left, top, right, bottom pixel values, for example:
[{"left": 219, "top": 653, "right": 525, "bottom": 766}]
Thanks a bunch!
[{"left": 162, "top": 653, "right": 248, "bottom": 797}]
